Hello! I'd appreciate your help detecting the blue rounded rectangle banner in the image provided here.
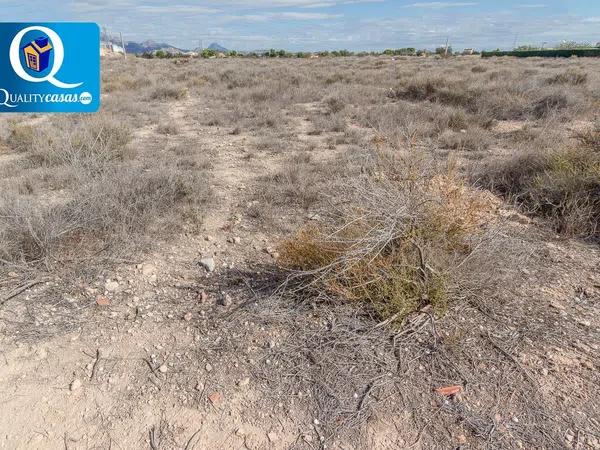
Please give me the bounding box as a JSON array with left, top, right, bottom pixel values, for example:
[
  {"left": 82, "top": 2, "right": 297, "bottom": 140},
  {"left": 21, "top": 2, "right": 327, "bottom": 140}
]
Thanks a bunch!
[{"left": 0, "top": 22, "right": 100, "bottom": 113}]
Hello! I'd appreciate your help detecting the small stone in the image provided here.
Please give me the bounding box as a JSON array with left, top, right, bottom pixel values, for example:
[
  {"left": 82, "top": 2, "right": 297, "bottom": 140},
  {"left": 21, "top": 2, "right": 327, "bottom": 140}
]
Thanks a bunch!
[
  {"left": 541, "top": 368, "right": 549, "bottom": 376},
  {"left": 105, "top": 280, "right": 120, "bottom": 292},
  {"left": 7, "top": 271, "right": 18, "bottom": 278},
  {"left": 205, "top": 363, "right": 213, "bottom": 372},
  {"left": 70, "top": 379, "right": 82, "bottom": 391},
  {"left": 457, "top": 434, "right": 467, "bottom": 445},
  {"left": 198, "top": 291, "right": 209, "bottom": 302},
  {"left": 195, "top": 382, "right": 204, "bottom": 391},
  {"left": 183, "top": 312, "right": 193, "bottom": 321},
  {"left": 158, "top": 365, "right": 168, "bottom": 373},
  {"left": 204, "top": 235, "right": 213, "bottom": 241},
  {"left": 199, "top": 258, "right": 215, "bottom": 273},
  {"left": 219, "top": 294, "right": 233, "bottom": 307},
  {"left": 267, "top": 431, "right": 278, "bottom": 442},
  {"left": 208, "top": 392, "right": 222, "bottom": 405},
  {"left": 236, "top": 427, "right": 246, "bottom": 436},
  {"left": 303, "top": 434, "right": 313, "bottom": 443},
  {"left": 238, "top": 377, "right": 250, "bottom": 387},
  {"left": 233, "top": 237, "right": 241, "bottom": 244},
  {"left": 96, "top": 295, "right": 110, "bottom": 306}
]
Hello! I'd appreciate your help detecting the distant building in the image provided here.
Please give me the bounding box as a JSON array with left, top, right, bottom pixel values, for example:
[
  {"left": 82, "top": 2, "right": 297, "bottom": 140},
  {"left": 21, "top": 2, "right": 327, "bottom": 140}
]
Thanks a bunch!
[
  {"left": 100, "top": 41, "right": 125, "bottom": 56},
  {"left": 110, "top": 43, "right": 125, "bottom": 54},
  {"left": 462, "top": 48, "right": 475, "bottom": 55},
  {"left": 23, "top": 37, "right": 52, "bottom": 72}
]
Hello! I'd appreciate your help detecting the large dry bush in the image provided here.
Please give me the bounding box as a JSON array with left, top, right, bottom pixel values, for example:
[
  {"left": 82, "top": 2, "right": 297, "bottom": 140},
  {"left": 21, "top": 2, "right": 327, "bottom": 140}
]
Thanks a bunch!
[
  {"left": 478, "top": 127, "right": 600, "bottom": 239},
  {"left": 278, "top": 150, "right": 499, "bottom": 324}
]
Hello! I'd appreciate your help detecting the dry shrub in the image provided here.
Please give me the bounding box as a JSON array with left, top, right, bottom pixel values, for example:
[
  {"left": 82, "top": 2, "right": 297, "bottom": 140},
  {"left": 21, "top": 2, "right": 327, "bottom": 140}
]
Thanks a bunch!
[
  {"left": 156, "top": 122, "right": 180, "bottom": 135},
  {"left": 439, "top": 128, "right": 490, "bottom": 151},
  {"left": 148, "top": 85, "right": 187, "bottom": 101},
  {"left": 220, "top": 69, "right": 259, "bottom": 90},
  {"left": 0, "top": 167, "right": 209, "bottom": 265},
  {"left": 478, "top": 130, "right": 600, "bottom": 239},
  {"left": 186, "top": 75, "right": 210, "bottom": 89},
  {"left": 258, "top": 152, "right": 322, "bottom": 209},
  {"left": 310, "top": 111, "right": 347, "bottom": 134},
  {"left": 325, "top": 96, "right": 345, "bottom": 114},
  {"left": 279, "top": 154, "right": 497, "bottom": 324},
  {"left": 390, "top": 77, "right": 478, "bottom": 110},
  {"left": 546, "top": 70, "right": 588, "bottom": 86},
  {"left": 531, "top": 92, "right": 569, "bottom": 119},
  {"left": 324, "top": 72, "right": 352, "bottom": 84},
  {"left": 8, "top": 116, "right": 132, "bottom": 171},
  {"left": 103, "top": 74, "right": 147, "bottom": 93}
]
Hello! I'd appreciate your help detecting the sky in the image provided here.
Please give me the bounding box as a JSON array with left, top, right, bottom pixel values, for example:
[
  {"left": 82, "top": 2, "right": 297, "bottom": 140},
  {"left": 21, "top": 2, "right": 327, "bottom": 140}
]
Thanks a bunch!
[{"left": 2, "top": 0, "right": 600, "bottom": 51}]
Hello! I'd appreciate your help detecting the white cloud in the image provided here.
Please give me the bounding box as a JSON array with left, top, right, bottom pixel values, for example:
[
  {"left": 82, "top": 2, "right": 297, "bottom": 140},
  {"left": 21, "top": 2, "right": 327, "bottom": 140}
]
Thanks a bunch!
[
  {"left": 135, "top": 5, "right": 221, "bottom": 14},
  {"left": 516, "top": 4, "right": 548, "bottom": 8},
  {"left": 222, "top": 11, "right": 342, "bottom": 22},
  {"left": 405, "top": 2, "right": 478, "bottom": 8},
  {"left": 209, "top": 0, "right": 381, "bottom": 7}
]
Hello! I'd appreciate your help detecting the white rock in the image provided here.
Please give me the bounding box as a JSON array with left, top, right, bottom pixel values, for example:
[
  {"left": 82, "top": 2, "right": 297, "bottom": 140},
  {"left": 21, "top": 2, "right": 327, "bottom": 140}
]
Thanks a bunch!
[
  {"left": 238, "top": 377, "right": 250, "bottom": 387},
  {"left": 158, "top": 365, "right": 168, "bottom": 373},
  {"left": 141, "top": 264, "right": 156, "bottom": 277},
  {"left": 70, "top": 379, "right": 82, "bottom": 391},
  {"left": 199, "top": 258, "right": 215, "bottom": 273},
  {"left": 105, "top": 280, "right": 120, "bottom": 292}
]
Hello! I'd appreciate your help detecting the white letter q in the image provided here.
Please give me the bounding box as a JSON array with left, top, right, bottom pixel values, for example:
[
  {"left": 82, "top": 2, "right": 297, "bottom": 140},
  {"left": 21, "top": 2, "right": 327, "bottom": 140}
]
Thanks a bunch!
[{"left": 9, "top": 26, "right": 82, "bottom": 89}]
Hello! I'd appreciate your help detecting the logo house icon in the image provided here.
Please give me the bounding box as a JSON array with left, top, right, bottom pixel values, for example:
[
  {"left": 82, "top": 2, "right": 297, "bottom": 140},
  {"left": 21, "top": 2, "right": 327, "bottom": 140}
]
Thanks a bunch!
[{"left": 22, "top": 36, "right": 52, "bottom": 72}]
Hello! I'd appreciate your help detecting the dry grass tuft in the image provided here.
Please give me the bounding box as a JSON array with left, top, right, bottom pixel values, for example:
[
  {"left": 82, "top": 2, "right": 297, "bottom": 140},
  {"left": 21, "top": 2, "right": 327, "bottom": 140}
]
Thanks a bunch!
[
  {"left": 149, "top": 85, "right": 188, "bottom": 101},
  {"left": 546, "top": 70, "right": 588, "bottom": 86},
  {"left": 156, "top": 122, "right": 180, "bottom": 135}
]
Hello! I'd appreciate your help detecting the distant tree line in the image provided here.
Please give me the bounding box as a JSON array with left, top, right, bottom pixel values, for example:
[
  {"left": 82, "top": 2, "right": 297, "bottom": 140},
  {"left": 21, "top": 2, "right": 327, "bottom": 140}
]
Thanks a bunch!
[
  {"left": 514, "top": 41, "right": 600, "bottom": 51},
  {"left": 137, "top": 46, "right": 485, "bottom": 59}
]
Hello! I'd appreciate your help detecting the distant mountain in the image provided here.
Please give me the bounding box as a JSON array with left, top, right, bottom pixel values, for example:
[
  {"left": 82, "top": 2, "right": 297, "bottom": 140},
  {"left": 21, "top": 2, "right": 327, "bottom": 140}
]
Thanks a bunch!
[
  {"left": 207, "top": 42, "right": 228, "bottom": 52},
  {"left": 125, "top": 40, "right": 186, "bottom": 55},
  {"left": 120, "top": 39, "right": 228, "bottom": 55}
]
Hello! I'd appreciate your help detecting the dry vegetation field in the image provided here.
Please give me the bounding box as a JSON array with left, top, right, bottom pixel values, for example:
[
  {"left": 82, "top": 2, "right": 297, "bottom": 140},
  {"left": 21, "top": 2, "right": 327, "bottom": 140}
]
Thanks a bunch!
[{"left": 0, "top": 54, "right": 599, "bottom": 449}]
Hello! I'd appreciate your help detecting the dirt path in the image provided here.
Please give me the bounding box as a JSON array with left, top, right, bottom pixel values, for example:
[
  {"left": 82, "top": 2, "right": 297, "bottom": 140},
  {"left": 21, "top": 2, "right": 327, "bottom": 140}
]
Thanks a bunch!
[{"left": 0, "top": 96, "right": 304, "bottom": 450}]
